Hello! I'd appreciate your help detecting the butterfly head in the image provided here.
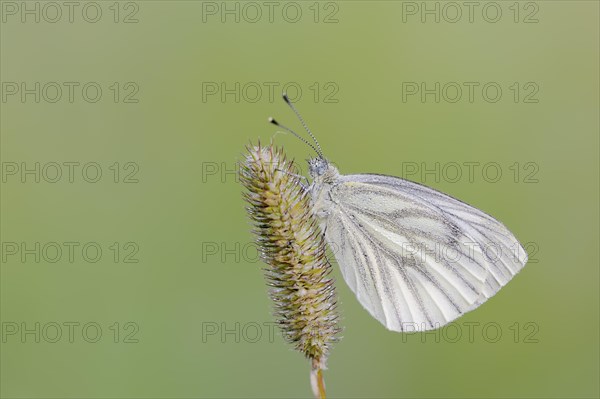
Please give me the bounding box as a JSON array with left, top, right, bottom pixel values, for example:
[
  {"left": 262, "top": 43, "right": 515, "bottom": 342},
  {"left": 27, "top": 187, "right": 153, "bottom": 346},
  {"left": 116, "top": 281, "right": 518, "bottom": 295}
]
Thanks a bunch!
[
  {"left": 308, "top": 157, "right": 328, "bottom": 177},
  {"left": 308, "top": 157, "right": 338, "bottom": 182}
]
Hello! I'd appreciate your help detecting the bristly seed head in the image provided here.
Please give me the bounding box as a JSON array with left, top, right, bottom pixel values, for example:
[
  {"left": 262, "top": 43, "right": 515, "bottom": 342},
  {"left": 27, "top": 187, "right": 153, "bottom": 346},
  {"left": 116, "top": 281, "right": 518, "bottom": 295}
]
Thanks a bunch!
[{"left": 240, "top": 141, "right": 340, "bottom": 368}]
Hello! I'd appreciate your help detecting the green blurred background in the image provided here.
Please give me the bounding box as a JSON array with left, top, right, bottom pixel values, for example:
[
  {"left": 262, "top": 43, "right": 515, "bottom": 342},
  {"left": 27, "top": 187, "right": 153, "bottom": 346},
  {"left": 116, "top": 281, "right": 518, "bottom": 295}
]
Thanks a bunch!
[{"left": 1, "top": 1, "right": 598, "bottom": 398}]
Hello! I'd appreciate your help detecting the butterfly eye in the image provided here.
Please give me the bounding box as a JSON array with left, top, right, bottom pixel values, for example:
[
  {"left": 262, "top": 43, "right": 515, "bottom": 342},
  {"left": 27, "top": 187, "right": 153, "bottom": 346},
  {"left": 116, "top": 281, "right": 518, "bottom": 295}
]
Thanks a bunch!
[{"left": 308, "top": 158, "right": 328, "bottom": 178}]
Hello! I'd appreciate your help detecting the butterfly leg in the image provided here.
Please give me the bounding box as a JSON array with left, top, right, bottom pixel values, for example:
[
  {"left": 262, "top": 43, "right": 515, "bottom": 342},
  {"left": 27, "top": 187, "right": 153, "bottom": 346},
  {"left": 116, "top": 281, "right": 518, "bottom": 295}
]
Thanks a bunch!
[{"left": 275, "top": 168, "right": 310, "bottom": 190}]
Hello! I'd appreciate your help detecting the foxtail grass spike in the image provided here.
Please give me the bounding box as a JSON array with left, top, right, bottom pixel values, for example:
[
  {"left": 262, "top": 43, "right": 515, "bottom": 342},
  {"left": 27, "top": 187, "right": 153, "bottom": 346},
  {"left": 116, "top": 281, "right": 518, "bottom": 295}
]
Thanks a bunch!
[{"left": 240, "top": 141, "right": 340, "bottom": 398}]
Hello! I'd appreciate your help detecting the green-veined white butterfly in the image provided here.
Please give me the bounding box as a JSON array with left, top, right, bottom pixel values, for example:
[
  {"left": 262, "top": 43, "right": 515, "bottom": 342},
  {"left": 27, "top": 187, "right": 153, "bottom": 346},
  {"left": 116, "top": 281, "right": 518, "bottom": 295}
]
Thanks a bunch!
[{"left": 269, "top": 94, "right": 528, "bottom": 332}]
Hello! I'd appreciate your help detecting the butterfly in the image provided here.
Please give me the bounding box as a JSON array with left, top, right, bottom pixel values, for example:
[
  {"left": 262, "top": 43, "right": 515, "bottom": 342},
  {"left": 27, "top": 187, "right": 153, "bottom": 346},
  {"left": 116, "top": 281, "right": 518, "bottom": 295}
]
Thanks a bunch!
[{"left": 269, "top": 94, "right": 528, "bottom": 332}]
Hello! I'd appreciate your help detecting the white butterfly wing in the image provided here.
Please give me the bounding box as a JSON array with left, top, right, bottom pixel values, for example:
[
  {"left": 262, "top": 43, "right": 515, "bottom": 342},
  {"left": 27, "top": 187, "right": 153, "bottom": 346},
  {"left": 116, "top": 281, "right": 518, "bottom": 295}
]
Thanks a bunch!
[{"left": 321, "top": 173, "right": 528, "bottom": 332}]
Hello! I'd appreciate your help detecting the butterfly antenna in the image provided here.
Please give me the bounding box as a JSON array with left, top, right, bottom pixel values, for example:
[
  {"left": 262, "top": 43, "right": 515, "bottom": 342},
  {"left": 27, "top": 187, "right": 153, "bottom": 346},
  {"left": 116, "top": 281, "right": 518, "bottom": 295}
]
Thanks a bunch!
[
  {"left": 282, "top": 93, "right": 324, "bottom": 158},
  {"left": 268, "top": 117, "right": 320, "bottom": 156}
]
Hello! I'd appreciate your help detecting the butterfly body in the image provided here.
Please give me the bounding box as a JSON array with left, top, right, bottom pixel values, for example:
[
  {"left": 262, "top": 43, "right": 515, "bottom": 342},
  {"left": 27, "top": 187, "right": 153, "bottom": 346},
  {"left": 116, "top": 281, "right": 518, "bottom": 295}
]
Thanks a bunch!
[{"left": 308, "top": 157, "right": 528, "bottom": 332}]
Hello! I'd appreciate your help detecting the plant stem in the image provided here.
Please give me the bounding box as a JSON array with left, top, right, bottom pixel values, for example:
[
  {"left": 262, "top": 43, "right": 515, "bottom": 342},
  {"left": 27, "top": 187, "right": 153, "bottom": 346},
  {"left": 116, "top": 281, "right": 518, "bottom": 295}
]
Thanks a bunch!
[{"left": 311, "top": 359, "right": 327, "bottom": 399}]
